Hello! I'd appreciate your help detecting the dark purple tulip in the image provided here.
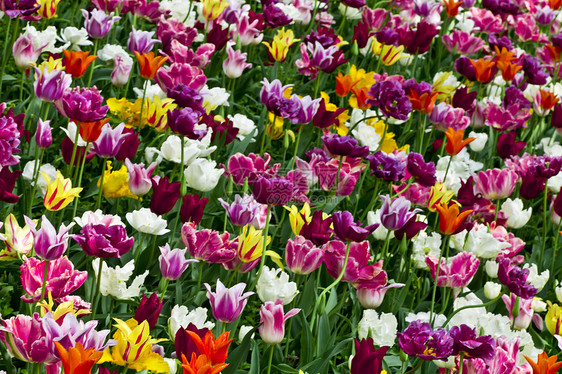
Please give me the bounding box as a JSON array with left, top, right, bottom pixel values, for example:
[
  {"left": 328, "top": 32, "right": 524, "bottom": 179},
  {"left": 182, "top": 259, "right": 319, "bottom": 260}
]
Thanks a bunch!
[
  {"left": 263, "top": 4, "right": 292, "bottom": 27},
  {"left": 353, "top": 22, "right": 370, "bottom": 49},
  {"left": 251, "top": 175, "right": 294, "bottom": 206},
  {"left": 0, "top": 167, "right": 21, "bottom": 204},
  {"left": 322, "top": 135, "right": 370, "bottom": 158},
  {"left": 452, "top": 86, "right": 477, "bottom": 113},
  {"left": 351, "top": 338, "right": 389, "bottom": 374},
  {"left": 168, "top": 84, "right": 205, "bottom": 112},
  {"left": 397, "top": 320, "right": 454, "bottom": 361},
  {"left": 503, "top": 86, "right": 531, "bottom": 109},
  {"left": 72, "top": 223, "right": 134, "bottom": 258},
  {"left": 115, "top": 127, "right": 139, "bottom": 161},
  {"left": 449, "top": 324, "right": 495, "bottom": 360},
  {"left": 497, "top": 132, "right": 525, "bottom": 160},
  {"left": 367, "top": 80, "right": 412, "bottom": 121},
  {"left": 300, "top": 211, "right": 333, "bottom": 246},
  {"left": 175, "top": 323, "right": 209, "bottom": 361},
  {"left": 180, "top": 194, "right": 209, "bottom": 224},
  {"left": 552, "top": 103, "right": 562, "bottom": 129},
  {"left": 375, "top": 28, "right": 399, "bottom": 46},
  {"left": 206, "top": 22, "right": 229, "bottom": 51},
  {"left": 554, "top": 192, "right": 562, "bottom": 218},
  {"left": 331, "top": 211, "right": 378, "bottom": 242},
  {"left": 394, "top": 215, "right": 427, "bottom": 240},
  {"left": 454, "top": 57, "right": 477, "bottom": 82},
  {"left": 523, "top": 56, "right": 549, "bottom": 85},
  {"left": 61, "top": 136, "right": 95, "bottom": 166},
  {"left": 497, "top": 258, "right": 538, "bottom": 299},
  {"left": 134, "top": 293, "right": 163, "bottom": 330},
  {"left": 531, "top": 155, "right": 562, "bottom": 178},
  {"left": 341, "top": 0, "right": 365, "bottom": 8},
  {"left": 488, "top": 33, "right": 513, "bottom": 51},
  {"left": 519, "top": 170, "right": 545, "bottom": 200},
  {"left": 366, "top": 151, "right": 405, "bottom": 182},
  {"left": 150, "top": 176, "right": 181, "bottom": 215},
  {"left": 167, "top": 107, "right": 201, "bottom": 138},
  {"left": 398, "top": 21, "right": 439, "bottom": 54},
  {"left": 54, "top": 86, "right": 108, "bottom": 123},
  {"left": 312, "top": 99, "right": 345, "bottom": 129},
  {"left": 406, "top": 153, "right": 437, "bottom": 187}
]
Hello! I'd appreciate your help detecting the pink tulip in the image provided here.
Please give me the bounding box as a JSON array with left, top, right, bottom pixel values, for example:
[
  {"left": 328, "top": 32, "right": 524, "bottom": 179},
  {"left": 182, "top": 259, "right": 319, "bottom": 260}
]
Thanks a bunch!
[
  {"left": 285, "top": 235, "right": 324, "bottom": 275},
  {"left": 425, "top": 252, "right": 480, "bottom": 289},
  {"left": 474, "top": 168, "right": 519, "bottom": 200},
  {"left": 124, "top": 158, "right": 157, "bottom": 196},
  {"left": 181, "top": 222, "right": 237, "bottom": 263},
  {"left": 156, "top": 62, "right": 207, "bottom": 93},
  {"left": 222, "top": 43, "right": 252, "bottom": 79},
  {"left": 501, "top": 293, "right": 541, "bottom": 330},
  {"left": 0, "top": 313, "right": 56, "bottom": 364},
  {"left": 259, "top": 300, "right": 300, "bottom": 345},
  {"left": 12, "top": 34, "right": 46, "bottom": 69}
]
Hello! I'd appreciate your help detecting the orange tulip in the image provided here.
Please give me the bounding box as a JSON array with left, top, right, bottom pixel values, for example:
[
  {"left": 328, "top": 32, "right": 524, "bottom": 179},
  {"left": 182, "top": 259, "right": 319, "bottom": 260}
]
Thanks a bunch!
[
  {"left": 63, "top": 50, "right": 97, "bottom": 78},
  {"left": 350, "top": 86, "right": 373, "bottom": 111},
  {"left": 78, "top": 117, "right": 111, "bottom": 143},
  {"left": 539, "top": 89, "right": 559, "bottom": 111},
  {"left": 181, "top": 353, "right": 229, "bottom": 374},
  {"left": 494, "top": 46, "right": 516, "bottom": 65},
  {"left": 335, "top": 72, "right": 358, "bottom": 97},
  {"left": 435, "top": 202, "right": 472, "bottom": 235},
  {"left": 54, "top": 342, "right": 103, "bottom": 374},
  {"left": 443, "top": 0, "right": 463, "bottom": 17},
  {"left": 186, "top": 330, "right": 233, "bottom": 365},
  {"left": 497, "top": 61, "right": 523, "bottom": 81},
  {"left": 550, "top": 0, "right": 562, "bottom": 10},
  {"left": 524, "top": 351, "right": 562, "bottom": 374},
  {"left": 444, "top": 128, "right": 475, "bottom": 156},
  {"left": 546, "top": 44, "right": 562, "bottom": 62},
  {"left": 469, "top": 58, "right": 496, "bottom": 83},
  {"left": 134, "top": 51, "right": 168, "bottom": 80},
  {"left": 406, "top": 90, "right": 439, "bottom": 114}
]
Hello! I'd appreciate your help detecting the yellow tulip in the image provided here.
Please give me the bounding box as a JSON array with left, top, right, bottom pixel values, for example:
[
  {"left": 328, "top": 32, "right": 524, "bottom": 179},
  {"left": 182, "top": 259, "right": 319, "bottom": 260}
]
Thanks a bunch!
[
  {"left": 237, "top": 225, "right": 283, "bottom": 268},
  {"left": 38, "top": 292, "right": 90, "bottom": 321},
  {"left": 263, "top": 28, "right": 299, "bottom": 62},
  {"left": 0, "top": 214, "right": 34, "bottom": 261},
  {"left": 36, "top": 57, "right": 64, "bottom": 72},
  {"left": 427, "top": 183, "right": 455, "bottom": 212},
  {"left": 285, "top": 203, "right": 311, "bottom": 235},
  {"left": 546, "top": 302, "right": 562, "bottom": 335},
  {"left": 99, "top": 318, "right": 168, "bottom": 372},
  {"left": 42, "top": 170, "right": 82, "bottom": 211},
  {"left": 98, "top": 161, "right": 138, "bottom": 199},
  {"left": 37, "top": 0, "right": 61, "bottom": 19},
  {"left": 202, "top": 0, "right": 229, "bottom": 20},
  {"left": 379, "top": 44, "right": 404, "bottom": 66}
]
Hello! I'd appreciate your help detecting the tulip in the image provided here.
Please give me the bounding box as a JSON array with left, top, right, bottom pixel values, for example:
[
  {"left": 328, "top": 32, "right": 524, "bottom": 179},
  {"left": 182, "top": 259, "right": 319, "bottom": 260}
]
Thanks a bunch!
[
  {"left": 351, "top": 339, "right": 389, "bottom": 374},
  {"left": 72, "top": 223, "right": 134, "bottom": 258},
  {"left": 285, "top": 235, "right": 324, "bottom": 275},
  {"left": 124, "top": 158, "right": 157, "bottom": 196},
  {"left": 81, "top": 8, "right": 120, "bottom": 39},
  {"left": 55, "top": 86, "right": 109, "bottom": 123},
  {"left": 379, "top": 195, "right": 420, "bottom": 231},
  {"left": 223, "top": 43, "right": 252, "bottom": 79},
  {"left": 425, "top": 252, "right": 480, "bottom": 289},
  {"left": 397, "top": 320, "right": 454, "bottom": 360},
  {"left": 474, "top": 168, "right": 518, "bottom": 200},
  {"left": 497, "top": 258, "right": 538, "bottom": 300},
  {"left": 150, "top": 176, "right": 180, "bottom": 215},
  {"left": 180, "top": 194, "right": 209, "bottom": 224},
  {"left": 406, "top": 153, "right": 437, "bottom": 187},
  {"left": 237, "top": 225, "right": 278, "bottom": 265},
  {"left": 79, "top": 118, "right": 110, "bottom": 143},
  {"left": 174, "top": 324, "right": 209, "bottom": 363},
  {"left": 41, "top": 170, "right": 83, "bottom": 211},
  {"left": 0, "top": 167, "right": 21, "bottom": 204},
  {"left": 435, "top": 202, "right": 472, "bottom": 236},
  {"left": 63, "top": 50, "right": 97, "bottom": 78},
  {"left": 444, "top": 128, "right": 475, "bottom": 156},
  {"left": 449, "top": 324, "right": 495, "bottom": 359},
  {"left": 322, "top": 240, "right": 379, "bottom": 283},
  {"left": 159, "top": 243, "right": 198, "bottom": 280},
  {"left": 12, "top": 34, "right": 46, "bottom": 69},
  {"left": 110, "top": 55, "right": 132, "bottom": 87},
  {"left": 134, "top": 293, "right": 163, "bottom": 330},
  {"left": 299, "top": 210, "right": 333, "bottom": 246},
  {"left": 218, "top": 194, "right": 260, "bottom": 227},
  {"left": 502, "top": 293, "right": 534, "bottom": 330},
  {"left": 134, "top": 51, "right": 168, "bottom": 80},
  {"left": 33, "top": 65, "right": 72, "bottom": 102},
  {"left": 202, "top": 0, "right": 229, "bottom": 20},
  {"left": 252, "top": 175, "right": 295, "bottom": 206},
  {"left": 0, "top": 313, "right": 57, "bottom": 364},
  {"left": 55, "top": 342, "right": 103, "bottom": 374},
  {"left": 332, "top": 211, "right": 378, "bottom": 242},
  {"left": 156, "top": 62, "right": 207, "bottom": 93},
  {"left": 25, "top": 214, "right": 74, "bottom": 260},
  {"left": 322, "top": 134, "right": 370, "bottom": 158},
  {"left": 20, "top": 256, "right": 87, "bottom": 302},
  {"left": 469, "top": 58, "right": 496, "bottom": 83},
  {"left": 259, "top": 300, "right": 300, "bottom": 345},
  {"left": 0, "top": 214, "right": 33, "bottom": 260},
  {"left": 524, "top": 352, "right": 562, "bottom": 374},
  {"left": 126, "top": 208, "right": 170, "bottom": 236},
  {"left": 180, "top": 330, "right": 233, "bottom": 372},
  {"left": 34, "top": 118, "right": 52, "bottom": 149},
  {"left": 204, "top": 279, "right": 254, "bottom": 323},
  {"left": 167, "top": 107, "right": 202, "bottom": 138},
  {"left": 37, "top": 0, "right": 61, "bottom": 18},
  {"left": 263, "top": 28, "right": 299, "bottom": 63},
  {"left": 128, "top": 27, "right": 159, "bottom": 54},
  {"left": 185, "top": 158, "right": 224, "bottom": 192},
  {"left": 92, "top": 123, "right": 130, "bottom": 158},
  {"left": 256, "top": 266, "right": 298, "bottom": 305},
  {"left": 181, "top": 222, "right": 237, "bottom": 263}
]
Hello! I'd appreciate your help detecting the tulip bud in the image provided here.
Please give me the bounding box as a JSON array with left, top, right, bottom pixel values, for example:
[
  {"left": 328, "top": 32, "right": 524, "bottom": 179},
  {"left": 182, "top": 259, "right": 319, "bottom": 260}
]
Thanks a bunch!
[
  {"left": 351, "top": 40, "right": 359, "bottom": 56},
  {"left": 111, "top": 56, "right": 132, "bottom": 87},
  {"left": 485, "top": 260, "right": 499, "bottom": 278},
  {"left": 13, "top": 34, "right": 46, "bottom": 69},
  {"left": 134, "top": 293, "right": 163, "bottom": 330},
  {"left": 35, "top": 119, "right": 52, "bottom": 149},
  {"left": 484, "top": 281, "right": 501, "bottom": 299}
]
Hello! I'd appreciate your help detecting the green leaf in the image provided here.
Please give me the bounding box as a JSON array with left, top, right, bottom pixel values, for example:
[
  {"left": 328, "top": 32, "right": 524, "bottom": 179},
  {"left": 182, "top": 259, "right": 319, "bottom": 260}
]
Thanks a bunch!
[
  {"left": 223, "top": 327, "right": 256, "bottom": 374},
  {"left": 249, "top": 340, "right": 261, "bottom": 374}
]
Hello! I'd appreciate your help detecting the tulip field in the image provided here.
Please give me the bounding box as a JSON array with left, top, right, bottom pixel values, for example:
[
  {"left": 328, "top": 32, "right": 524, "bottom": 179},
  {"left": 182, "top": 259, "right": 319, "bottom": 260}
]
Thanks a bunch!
[{"left": 3, "top": 0, "right": 562, "bottom": 373}]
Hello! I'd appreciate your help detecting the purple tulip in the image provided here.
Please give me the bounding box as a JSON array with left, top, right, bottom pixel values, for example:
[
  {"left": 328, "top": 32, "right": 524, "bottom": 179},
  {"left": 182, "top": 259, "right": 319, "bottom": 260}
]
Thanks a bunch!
[
  {"left": 285, "top": 235, "right": 324, "bottom": 275},
  {"left": 366, "top": 80, "right": 412, "bottom": 121},
  {"left": 523, "top": 55, "right": 549, "bottom": 85},
  {"left": 219, "top": 194, "right": 260, "bottom": 226},
  {"left": 331, "top": 211, "right": 378, "bottom": 242},
  {"left": 397, "top": 320, "right": 454, "bottom": 361},
  {"left": 0, "top": 167, "right": 21, "bottom": 204},
  {"left": 449, "top": 324, "right": 495, "bottom": 360},
  {"left": 127, "top": 26, "right": 159, "bottom": 54},
  {"left": 40, "top": 312, "right": 114, "bottom": 351},
  {"left": 134, "top": 293, "right": 163, "bottom": 330},
  {"left": 167, "top": 84, "right": 205, "bottom": 112},
  {"left": 204, "top": 279, "right": 254, "bottom": 323},
  {"left": 322, "top": 134, "right": 370, "bottom": 158},
  {"left": 24, "top": 215, "right": 74, "bottom": 261},
  {"left": 82, "top": 8, "right": 120, "bottom": 39},
  {"left": 531, "top": 155, "right": 562, "bottom": 178},
  {"left": 379, "top": 195, "right": 420, "bottom": 231},
  {"left": 34, "top": 118, "right": 52, "bottom": 149},
  {"left": 33, "top": 66, "right": 72, "bottom": 103},
  {"left": 181, "top": 222, "right": 237, "bottom": 263},
  {"left": 159, "top": 243, "right": 198, "bottom": 280},
  {"left": 167, "top": 107, "right": 202, "bottom": 138},
  {"left": 12, "top": 33, "right": 46, "bottom": 69},
  {"left": 124, "top": 158, "right": 157, "bottom": 196},
  {"left": 323, "top": 240, "right": 379, "bottom": 283},
  {"left": 351, "top": 338, "right": 389, "bottom": 374},
  {"left": 150, "top": 176, "right": 180, "bottom": 215},
  {"left": 252, "top": 175, "right": 295, "bottom": 206},
  {"left": 180, "top": 194, "right": 209, "bottom": 225},
  {"left": 299, "top": 211, "right": 333, "bottom": 246},
  {"left": 54, "top": 86, "right": 109, "bottom": 123},
  {"left": 92, "top": 123, "right": 130, "bottom": 158},
  {"left": 156, "top": 62, "right": 207, "bottom": 93},
  {"left": 497, "top": 131, "right": 526, "bottom": 160},
  {"left": 115, "top": 127, "right": 139, "bottom": 162},
  {"left": 474, "top": 168, "right": 518, "bottom": 200},
  {"left": 259, "top": 300, "right": 300, "bottom": 345},
  {"left": 497, "top": 258, "right": 538, "bottom": 299},
  {"left": 406, "top": 153, "right": 437, "bottom": 187},
  {"left": 289, "top": 94, "right": 321, "bottom": 125},
  {"left": 425, "top": 252, "right": 480, "bottom": 289},
  {"left": 260, "top": 78, "right": 296, "bottom": 118},
  {"left": 428, "top": 102, "right": 470, "bottom": 132},
  {"left": 366, "top": 151, "right": 405, "bottom": 182},
  {"left": 72, "top": 223, "right": 133, "bottom": 258}
]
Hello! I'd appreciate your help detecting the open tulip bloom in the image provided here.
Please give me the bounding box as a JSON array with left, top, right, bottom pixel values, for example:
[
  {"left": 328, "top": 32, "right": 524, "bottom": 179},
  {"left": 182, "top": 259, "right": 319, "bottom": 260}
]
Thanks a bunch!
[{"left": 3, "top": 1, "right": 562, "bottom": 373}]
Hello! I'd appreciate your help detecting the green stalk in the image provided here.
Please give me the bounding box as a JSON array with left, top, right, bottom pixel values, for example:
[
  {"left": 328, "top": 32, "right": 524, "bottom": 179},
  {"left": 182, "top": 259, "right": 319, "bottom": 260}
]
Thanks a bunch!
[
  {"left": 40, "top": 260, "right": 49, "bottom": 303},
  {"left": 28, "top": 148, "right": 44, "bottom": 216},
  {"left": 250, "top": 205, "right": 272, "bottom": 291},
  {"left": 266, "top": 345, "right": 275, "bottom": 374},
  {"left": 96, "top": 160, "right": 107, "bottom": 210},
  {"left": 430, "top": 237, "right": 449, "bottom": 326},
  {"left": 72, "top": 142, "right": 90, "bottom": 218},
  {"left": 90, "top": 258, "right": 104, "bottom": 321},
  {"left": 68, "top": 121, "right": 82, "bottom": 177}
]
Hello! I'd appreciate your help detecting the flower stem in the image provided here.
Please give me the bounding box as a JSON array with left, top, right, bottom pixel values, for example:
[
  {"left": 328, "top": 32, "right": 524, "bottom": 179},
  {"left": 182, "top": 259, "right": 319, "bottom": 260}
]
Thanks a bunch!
[
  {"left": 90, "top": 258, "right": 104, "bottom": 321},
  {"left": 68, "top": 121, "right": 81, "bottom": 178},
  {"left": 458, "top": 352, "right": 465, "bottom": 374},
  {"left": 266, "top": 345, "right": 275, "bottom": 374},
  {"left": 430, "top": 237, "right": 448, "bottom": 326},
  {"left": 289, "top": 125, "right": 303, "bottom": 170},
  {"left": 86, "top": 39, "right": 99, "bottom": 87},
  {"left": 28, "top": 148, "right": 44, "bottom": 216},
  {"left": 160, "top": 279, "right": 170, "bottom": 303},
  {"left": 40, "top": 260, "right": 49, "bottom": 303},
  {"left": 250, "top": 205, "right": 271, "bottom": 291},
  {"left": 72, "top": 142, "right": 90, "bottom": 218},
  {"left": 95, "top": 160, "right": 107, "bottom": 210}
]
